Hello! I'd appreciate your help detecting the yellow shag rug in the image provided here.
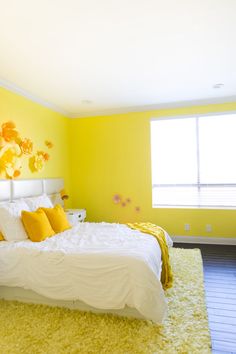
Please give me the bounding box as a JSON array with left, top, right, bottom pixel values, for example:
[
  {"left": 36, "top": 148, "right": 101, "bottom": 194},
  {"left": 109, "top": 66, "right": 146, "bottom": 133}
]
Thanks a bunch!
[{"left": 0, "top": 248, "right": 211, "bottom": 354}]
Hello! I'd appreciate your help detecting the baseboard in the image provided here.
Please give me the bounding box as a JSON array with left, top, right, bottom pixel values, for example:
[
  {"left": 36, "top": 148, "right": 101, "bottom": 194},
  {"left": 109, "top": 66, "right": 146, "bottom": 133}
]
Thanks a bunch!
[{"left": 172, "top": 235, "right": 236, "bottom": 245}]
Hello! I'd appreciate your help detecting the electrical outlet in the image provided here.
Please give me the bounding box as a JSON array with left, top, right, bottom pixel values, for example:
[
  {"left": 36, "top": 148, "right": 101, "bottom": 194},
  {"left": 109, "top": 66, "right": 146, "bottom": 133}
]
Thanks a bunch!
[
  {"left": 184, "top": 224, "right": 190, "bottom": 231},
  {"left": 206, "top": 224, "right": 212, "bottom": 232}
]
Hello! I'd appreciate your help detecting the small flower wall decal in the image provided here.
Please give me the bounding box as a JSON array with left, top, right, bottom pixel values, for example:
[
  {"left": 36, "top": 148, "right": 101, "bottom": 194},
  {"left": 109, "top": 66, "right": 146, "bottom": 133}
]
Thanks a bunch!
[
  {"left": 0, "top": 120, "right": 53, "bottom": 179},
  {"left": 112, "top": 194, "right": 141, "bottom": 213},
  {"left": 113, "top": 194, "right": 121, "bottom": 204}
]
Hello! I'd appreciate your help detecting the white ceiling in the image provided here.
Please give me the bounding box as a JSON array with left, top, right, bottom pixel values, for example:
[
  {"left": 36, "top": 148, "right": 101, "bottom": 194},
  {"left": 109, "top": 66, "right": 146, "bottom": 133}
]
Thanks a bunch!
[{"left": 0, "top": 0, "right": 236, "bottom": 118}]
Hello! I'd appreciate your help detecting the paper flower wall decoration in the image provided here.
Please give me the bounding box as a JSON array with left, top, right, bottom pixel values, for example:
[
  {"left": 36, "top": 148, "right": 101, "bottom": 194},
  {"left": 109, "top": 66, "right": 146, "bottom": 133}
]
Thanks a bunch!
[
  {"left": 29, "top": 151, "right": 50, "bottom": 173},
  {"left": 20, "top": 138, "right": 33, "bottom": 155},
  {"left": 45, "top": 140, "right": 53, "bottom": 149},
  {"left": 0, "top": 121, "right": 53, "bottom": 179},
  {"left": 1, "top": 121, "right": 18, "bottom": 142},
  {"left": 60, "top": 189, "right": 69, "bottom": 200}
]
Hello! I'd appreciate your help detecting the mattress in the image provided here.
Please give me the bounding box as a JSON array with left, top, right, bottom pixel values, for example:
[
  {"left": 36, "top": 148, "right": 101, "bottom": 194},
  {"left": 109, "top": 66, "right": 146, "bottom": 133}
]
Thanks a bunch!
[{"left": 0, "top": 222, "right": 167, "bottom": 323}]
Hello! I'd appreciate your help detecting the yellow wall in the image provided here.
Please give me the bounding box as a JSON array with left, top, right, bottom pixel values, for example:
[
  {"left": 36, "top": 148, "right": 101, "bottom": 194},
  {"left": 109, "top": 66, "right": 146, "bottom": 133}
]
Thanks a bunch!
[
  {"left": 70, "top": 102, "right": 236, "bottom": 238},
  {"left": 0, "top": 87, "right": 71, "bottom": 202},
  {"left": 1, "top": 85, "right": 236, "bottom": 238}
]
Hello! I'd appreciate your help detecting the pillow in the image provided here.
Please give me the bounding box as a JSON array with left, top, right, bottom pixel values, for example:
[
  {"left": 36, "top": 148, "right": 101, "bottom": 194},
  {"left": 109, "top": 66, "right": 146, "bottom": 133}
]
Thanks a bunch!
[
  {"left": 24, "top": 194, "right": 53, "bottom": 211},
  {"left": 0, "top": 232, "right": 4, "bottom": 241},
  {"left": 39, "top": 204, "right": 71, "bottom": 233},
  {"left": 0, "top": 200, "right": 30, "bottom": 241},
  {"left": 21, "top": 209, "right": 55, "bottom": 242}
]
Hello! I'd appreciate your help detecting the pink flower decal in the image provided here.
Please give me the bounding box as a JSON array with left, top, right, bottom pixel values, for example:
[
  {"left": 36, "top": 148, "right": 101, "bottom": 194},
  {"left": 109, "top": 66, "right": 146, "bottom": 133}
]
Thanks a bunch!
[
  {"left": 112, "top": 193, "right": 141, "bottom": 213},
  {"left": 113, "top": 194, "right": 121, "bottom": 204}
]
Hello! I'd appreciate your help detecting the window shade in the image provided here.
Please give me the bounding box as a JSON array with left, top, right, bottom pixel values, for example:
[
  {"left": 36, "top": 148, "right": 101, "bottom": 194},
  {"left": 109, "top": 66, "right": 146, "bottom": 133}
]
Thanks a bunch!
[{"left": 151, "top": 114, "right": 236, "bottom": 209}]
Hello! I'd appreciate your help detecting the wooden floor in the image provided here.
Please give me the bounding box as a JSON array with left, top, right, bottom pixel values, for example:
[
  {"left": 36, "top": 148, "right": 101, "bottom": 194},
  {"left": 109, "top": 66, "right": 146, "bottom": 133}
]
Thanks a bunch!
[{"left": 174, "top": 243, "right": 236, "bottom": 354}]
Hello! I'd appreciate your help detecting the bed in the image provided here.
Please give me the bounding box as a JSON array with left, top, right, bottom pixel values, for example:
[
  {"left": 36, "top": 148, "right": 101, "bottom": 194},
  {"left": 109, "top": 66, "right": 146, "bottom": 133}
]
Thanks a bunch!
[{"left": 0, "top": 178, "right": 172, "bottom": 324}]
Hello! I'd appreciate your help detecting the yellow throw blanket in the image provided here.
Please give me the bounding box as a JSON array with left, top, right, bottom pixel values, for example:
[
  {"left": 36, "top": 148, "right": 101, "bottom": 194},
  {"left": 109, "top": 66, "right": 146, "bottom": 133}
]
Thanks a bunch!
[{"left": 127, "top": 222, "right": 173, "bottom": 290}]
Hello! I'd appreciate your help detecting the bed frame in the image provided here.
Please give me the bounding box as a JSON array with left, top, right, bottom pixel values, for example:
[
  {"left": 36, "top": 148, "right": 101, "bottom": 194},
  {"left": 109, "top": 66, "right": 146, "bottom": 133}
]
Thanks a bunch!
[
  {"left": 0, "top": 178, "right": 64, "bottom": 204},
  {"left": 0, "top": 286, "right": 144, "bottom": 320},
  {"left": 0, "top": 178, "right": 145, "bottom": 321}
]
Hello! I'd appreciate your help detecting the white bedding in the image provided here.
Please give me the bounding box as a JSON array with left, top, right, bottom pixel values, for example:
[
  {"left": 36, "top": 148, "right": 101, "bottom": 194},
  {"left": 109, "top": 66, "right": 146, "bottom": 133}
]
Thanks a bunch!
[{"left": 0, "top": 222, "right": 167, "bottom": 323}]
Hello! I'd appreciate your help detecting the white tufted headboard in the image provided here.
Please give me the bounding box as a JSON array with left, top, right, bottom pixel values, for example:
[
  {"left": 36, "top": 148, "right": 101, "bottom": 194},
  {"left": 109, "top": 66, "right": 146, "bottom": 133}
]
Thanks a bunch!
[
  {"left": 0, "top": 180, "right": 11, "bottom": 202},
  {"left": 0, "top": 178, "right": 64, "bottom": 203}
]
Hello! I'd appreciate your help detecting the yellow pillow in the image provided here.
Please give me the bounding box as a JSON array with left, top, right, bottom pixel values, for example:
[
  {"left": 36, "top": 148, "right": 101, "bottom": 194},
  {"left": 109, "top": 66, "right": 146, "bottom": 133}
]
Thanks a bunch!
[
  {"left": 21, "top": 209, "right": 55, "bottom": 242},
  {"left": 0, "top": 232, "right": 4, "bottom": 241},
  {"left": 39, "top": 204, "right": 71, "bottom": 233}
]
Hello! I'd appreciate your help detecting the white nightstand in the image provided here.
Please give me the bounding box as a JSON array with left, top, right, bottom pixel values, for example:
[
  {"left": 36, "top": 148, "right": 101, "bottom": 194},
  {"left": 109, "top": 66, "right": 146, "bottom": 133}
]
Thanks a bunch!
[{"left": 65, "top": 209, "right": 86, "bottom": 225}]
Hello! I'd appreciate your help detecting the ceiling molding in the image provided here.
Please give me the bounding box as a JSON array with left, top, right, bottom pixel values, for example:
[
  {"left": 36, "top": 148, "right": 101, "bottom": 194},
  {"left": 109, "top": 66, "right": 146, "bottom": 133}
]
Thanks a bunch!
[
  {"left": 0, "top": 77, "right": 72, "bottom": 118},
  {"left": 70, "top": 96, "right": 236, "bottom": 118},
  {"left": 1, "top": 77, "right": 236, "bottom": 120}
]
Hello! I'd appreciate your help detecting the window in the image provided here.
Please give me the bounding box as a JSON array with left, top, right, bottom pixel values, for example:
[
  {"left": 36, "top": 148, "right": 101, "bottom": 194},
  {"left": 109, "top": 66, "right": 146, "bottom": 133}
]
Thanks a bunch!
[{"left": 151, "top": 113, "right": 236, "bottom": 209}]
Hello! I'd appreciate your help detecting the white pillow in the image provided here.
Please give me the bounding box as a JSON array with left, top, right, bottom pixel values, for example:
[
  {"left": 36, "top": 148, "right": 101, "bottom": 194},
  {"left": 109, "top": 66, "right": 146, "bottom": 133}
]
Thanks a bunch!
[
  {"left": 49, "top": 193, "right": 64, "bottom": 207},
  {"left": 0, "top": 200, "right": 30, "bottom": 241},
  {"left": 24, "top": 194, "right": 53, "bottom": 211}
]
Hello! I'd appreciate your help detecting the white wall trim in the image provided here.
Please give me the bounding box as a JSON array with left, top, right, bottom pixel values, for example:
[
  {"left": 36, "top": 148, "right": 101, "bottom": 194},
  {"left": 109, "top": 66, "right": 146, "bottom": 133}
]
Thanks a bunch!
[
  {"left": 70, "top": 96, "right": 236, "bottom": 118},
  {"left": 0, "top": 77, "right": 72, "bottom": 118},
  {"left": 1, "top": 76, "right": 236, "bottom": 119},
  {"left": 172, "top": 235, "right": 236, "bottom": 245}
]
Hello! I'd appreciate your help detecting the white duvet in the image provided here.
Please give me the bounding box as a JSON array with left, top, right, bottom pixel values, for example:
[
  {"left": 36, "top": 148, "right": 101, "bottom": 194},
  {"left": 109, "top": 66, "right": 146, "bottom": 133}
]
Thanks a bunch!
[{"left": 0, "top": 222, "right": 167, "bottom": 323}]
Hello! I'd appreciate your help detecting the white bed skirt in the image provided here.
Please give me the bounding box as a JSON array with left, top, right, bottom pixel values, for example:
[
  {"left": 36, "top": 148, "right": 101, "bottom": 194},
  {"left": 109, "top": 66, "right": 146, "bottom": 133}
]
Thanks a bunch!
[{"left": 0, "top": 286, "right": 146, "bottom": 321}]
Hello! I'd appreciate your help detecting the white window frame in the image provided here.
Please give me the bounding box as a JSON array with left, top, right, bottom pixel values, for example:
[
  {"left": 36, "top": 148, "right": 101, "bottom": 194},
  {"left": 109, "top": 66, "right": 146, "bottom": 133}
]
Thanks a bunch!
[{"left": 151, "top": 111, "right": 236, "bottom": 210}]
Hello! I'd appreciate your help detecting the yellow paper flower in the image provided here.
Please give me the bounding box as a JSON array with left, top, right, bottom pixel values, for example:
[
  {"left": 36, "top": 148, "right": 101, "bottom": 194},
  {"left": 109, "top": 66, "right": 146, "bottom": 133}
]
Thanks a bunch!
[
  {"left": 29, "top": 151, "right": 48, "bottom": 173},
  {"left": 13, "top": 170, "right": 21, "bottom": 178},
  {"left": 34, "top": 154, "right": 45, "bottom": 171},
  {"left": 29, "top": 155, "right": 44, "bottom": 172},
  {"left": 43, "top": 152, "right": 50, "bottom": 161},
  {"left": 37, "top": 150, "right": 50, "bottom": 161},
  {"left": 0, "top": 121, "right": 19, "bottom": 142},
  {"left": 0, "top": 142, "right": 22, "bottom": 178},
  {"left": 20, "top": 138, "right": 33, "bottom": 155},
  {"left": 45, "top": 140, "right": 53, "bottom": 149}
]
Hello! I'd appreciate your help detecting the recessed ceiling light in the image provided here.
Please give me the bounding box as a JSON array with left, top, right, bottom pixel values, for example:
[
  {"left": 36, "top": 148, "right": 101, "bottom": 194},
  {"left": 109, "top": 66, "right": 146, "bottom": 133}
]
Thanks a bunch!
[
  {"left": 213, "top": 83, "right": 224, "bottom": 89},
  {"left": 81, "top": 100, "right": 92, "bottom": 104}
]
